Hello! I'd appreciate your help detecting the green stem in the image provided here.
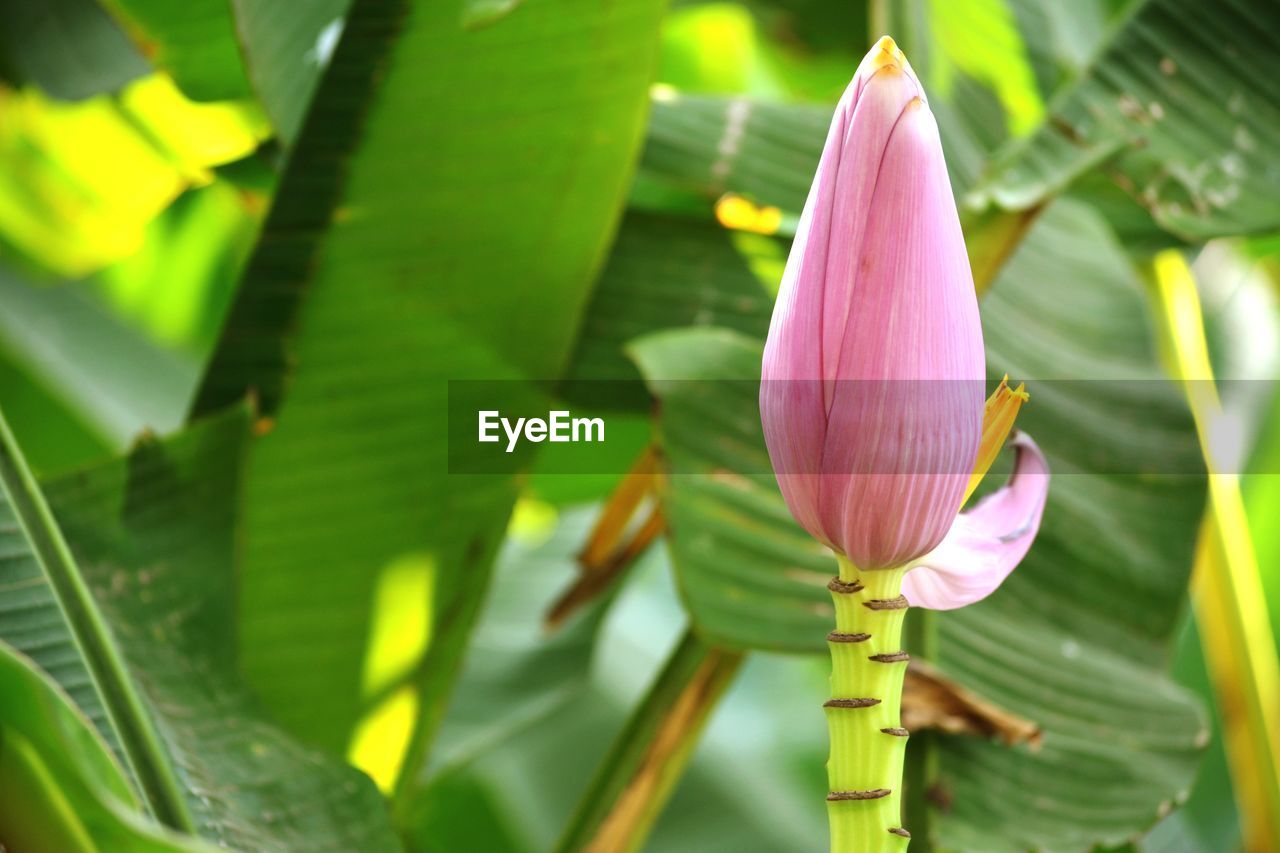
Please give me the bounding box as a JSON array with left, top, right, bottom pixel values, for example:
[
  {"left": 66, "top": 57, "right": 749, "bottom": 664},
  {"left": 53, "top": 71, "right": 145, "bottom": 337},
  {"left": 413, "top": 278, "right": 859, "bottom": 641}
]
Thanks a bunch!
[{"left": 826, "top": 555, "right": 910, "bottom": 852}]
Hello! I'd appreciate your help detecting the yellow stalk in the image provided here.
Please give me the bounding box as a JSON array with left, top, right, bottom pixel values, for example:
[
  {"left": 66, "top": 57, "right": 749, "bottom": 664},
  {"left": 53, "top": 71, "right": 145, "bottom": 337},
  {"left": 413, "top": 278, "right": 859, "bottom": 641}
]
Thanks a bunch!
[
  {"left": 1151, "top": 250, "right": 1280, "bottom": 850},
  {"left": 963, "top": 376, "right": 1029, "bottom": 506}
]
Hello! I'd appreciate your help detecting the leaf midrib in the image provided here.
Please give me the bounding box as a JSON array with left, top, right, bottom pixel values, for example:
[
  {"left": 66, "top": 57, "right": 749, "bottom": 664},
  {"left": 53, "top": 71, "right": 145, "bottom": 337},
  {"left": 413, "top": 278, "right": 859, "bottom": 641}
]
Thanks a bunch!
[{"left": 0, "top": 408, "right": 194, "bottom": 832}]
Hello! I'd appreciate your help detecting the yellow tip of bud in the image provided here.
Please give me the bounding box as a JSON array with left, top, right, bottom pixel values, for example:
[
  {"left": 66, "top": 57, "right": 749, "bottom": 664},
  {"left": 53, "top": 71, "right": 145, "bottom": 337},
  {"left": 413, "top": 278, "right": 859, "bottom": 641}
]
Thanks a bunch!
[
  {"left": 874, "top": 35, "right": 900, "bottom": 56},
  {"left": 868, "top": 35, "right": 907, "bottom": 72}
]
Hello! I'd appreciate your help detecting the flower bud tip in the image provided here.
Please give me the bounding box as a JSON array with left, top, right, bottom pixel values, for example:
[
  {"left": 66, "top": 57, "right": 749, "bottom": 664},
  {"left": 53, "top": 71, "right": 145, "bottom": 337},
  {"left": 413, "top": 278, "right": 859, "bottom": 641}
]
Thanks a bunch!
[{"left": 868, "top": 35, "right": 906, "bottom": 71}]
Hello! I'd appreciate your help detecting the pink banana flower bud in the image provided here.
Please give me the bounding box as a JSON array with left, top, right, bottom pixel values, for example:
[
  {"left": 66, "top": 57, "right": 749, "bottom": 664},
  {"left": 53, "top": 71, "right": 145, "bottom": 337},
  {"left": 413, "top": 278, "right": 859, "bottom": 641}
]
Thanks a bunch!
[{"left": 760, "top": 37, "right": 1049, "bottom": 606}]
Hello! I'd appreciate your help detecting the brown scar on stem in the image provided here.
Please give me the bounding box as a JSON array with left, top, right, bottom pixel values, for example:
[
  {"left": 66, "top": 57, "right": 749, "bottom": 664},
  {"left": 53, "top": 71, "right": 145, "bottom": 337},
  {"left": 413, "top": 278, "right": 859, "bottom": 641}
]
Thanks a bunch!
[
  {"left": 827, "top": 631, "right": 871, "bottom": 643},
  {"left": 888, "top": 828, "right": 912, "bottom": 838},
  {"left": 827, "top": 789, "right": 891, "bottom": 801},
  {"left": 881, "top": 727, "right": 909, "bottom": 737},
  {"left": 828, "top": 577, "right": 864, "bottom": 594},
  {"left": 863, "top": 595, "right": 908, "bottom": 611},
  {"left": 824, "top": 698, "right": 881, "bottom": 709},
  {"left": 869, "top": 651, "right": 910, "bottom": 663}
]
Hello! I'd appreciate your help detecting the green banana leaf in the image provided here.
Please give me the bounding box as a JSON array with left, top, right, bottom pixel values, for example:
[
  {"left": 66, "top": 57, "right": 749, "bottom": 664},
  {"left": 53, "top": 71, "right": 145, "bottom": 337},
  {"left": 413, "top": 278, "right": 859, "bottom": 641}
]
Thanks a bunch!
[
  {"left": 0, "top": 0, "right": 147, "bottom": 99},
  {"left": 0, "top": 642, "right": 214, "bottom": 852},
  {"left": 976, "top": 0, "right": 1280, "bottom": 240},
  {"left": 99, "top": 0, "right": 255, "bottom": 101},
  {"left": 190, "top": 0, "right": 669, "bottom": 788},
  {"left": 229, "top": 0, "right": 353, "bottom": 145},
  {"left": 0, "top": 404, "right": 400, "bottom": 850}
]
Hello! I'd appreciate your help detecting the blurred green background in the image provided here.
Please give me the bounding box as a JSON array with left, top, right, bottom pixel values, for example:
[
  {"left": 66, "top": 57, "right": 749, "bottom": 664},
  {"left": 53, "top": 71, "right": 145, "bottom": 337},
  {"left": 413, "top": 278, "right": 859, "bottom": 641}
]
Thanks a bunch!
[{"left": 0, "top": 0, "right": 1278, "bottom": 851}]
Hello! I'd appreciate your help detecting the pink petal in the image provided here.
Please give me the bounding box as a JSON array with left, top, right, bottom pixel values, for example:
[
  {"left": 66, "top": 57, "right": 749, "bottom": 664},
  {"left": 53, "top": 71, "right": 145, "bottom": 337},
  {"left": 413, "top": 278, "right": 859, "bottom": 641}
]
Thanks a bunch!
[
  {"left": 817, "top": 61, "right": 928, "bottom": 409},
  {"left": 761, "top": 53, "right": 922, "bottom": 549},
  {"left": 902, "top": 433, "right": 1050, "bottom": 610},
  {"left": 814, "top": 96, "right": 985, "bottom": 569},
  {"left": 760, "top": 40, "right": 984, "bottom": 569}
]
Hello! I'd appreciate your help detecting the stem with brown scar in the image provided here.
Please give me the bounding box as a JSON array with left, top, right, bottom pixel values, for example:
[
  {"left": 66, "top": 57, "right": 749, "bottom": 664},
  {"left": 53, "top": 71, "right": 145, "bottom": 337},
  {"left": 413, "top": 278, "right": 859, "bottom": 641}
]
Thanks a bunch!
[{"left": 826, "top": 555, "right": 911, "bottom": 851}]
